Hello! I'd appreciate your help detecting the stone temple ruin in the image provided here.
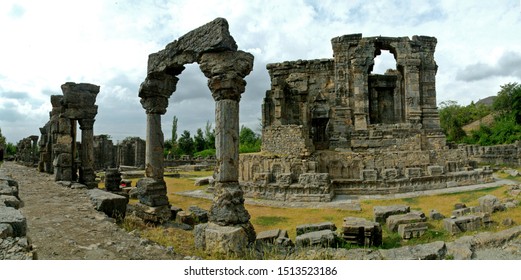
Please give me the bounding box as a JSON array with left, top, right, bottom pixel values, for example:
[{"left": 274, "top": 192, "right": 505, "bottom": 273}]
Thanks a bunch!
[
  {"left": 38, "top": 82, "right": 100, "bottom": 189},
  {"left": 136, "top": 18, "right": 255, "bottom": 255},
  {"left": 239, "top": 34, "right": 493, "bottom": 202}
]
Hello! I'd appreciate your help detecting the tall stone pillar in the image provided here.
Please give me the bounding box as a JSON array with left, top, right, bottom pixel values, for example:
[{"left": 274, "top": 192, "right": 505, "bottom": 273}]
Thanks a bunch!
[
  {"left": 78, "top": 118, "right": 96, "bottom": 188},
  {"left": 135, "top": 74, "right": 178, "bottom": 222},
  {"left": 195, "top": 51, "right": 256, "bottom": 256}
]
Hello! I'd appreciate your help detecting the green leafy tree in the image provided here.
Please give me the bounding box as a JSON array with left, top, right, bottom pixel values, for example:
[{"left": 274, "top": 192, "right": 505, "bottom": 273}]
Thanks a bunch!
[
  {"left": 438, "top": 101, "right": 467, "bottom": 142},
  {"left": 194, "top": 128, "right": 206, "bottom": 153},
  {"left": 493, "top": 83, "right": 521, "bottom": 123},
  {"left": 178, "top": 130, "right": 194, "bottom": 156},
  {"left": 204, "top": 121, "right": 215, "bottom": 149},
  {"left": 171, "top": 115, "right": 178, "bottom": 144},
  {"left": 239, "top": 125, "right": 261, "bottom": 153}
]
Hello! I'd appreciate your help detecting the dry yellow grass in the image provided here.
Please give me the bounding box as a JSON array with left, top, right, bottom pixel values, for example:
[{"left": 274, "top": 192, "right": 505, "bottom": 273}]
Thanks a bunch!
[{"left": 119, "top": 169, "right": 521, "bottom": 258}]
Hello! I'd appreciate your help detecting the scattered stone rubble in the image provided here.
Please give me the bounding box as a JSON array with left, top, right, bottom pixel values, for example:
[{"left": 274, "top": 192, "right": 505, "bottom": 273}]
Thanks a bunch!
[{"left": 0, "top": 174, "right": 35, "bottom": 260}]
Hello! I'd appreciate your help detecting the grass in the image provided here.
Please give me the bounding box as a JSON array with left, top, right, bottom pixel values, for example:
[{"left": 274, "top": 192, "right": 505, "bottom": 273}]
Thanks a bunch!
[{"left": 118, "top": 169, "right": 521, "bottom": 259}]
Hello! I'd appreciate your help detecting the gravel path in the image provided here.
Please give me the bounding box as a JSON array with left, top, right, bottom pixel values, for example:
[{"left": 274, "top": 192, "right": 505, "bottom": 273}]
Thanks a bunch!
[{"left": 1, "top": 162, "right": 182, "bottom": 260}]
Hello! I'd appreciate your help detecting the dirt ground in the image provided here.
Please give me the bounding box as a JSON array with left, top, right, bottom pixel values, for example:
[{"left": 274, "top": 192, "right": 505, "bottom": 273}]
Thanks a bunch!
[{"left": 1, "top": 161, "right": 183, "bottom": 260}]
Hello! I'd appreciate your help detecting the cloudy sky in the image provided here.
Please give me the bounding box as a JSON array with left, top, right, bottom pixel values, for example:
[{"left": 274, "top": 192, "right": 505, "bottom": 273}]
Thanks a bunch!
[{"left": 0, "top": 0, "right": 520, "bottom": 144}]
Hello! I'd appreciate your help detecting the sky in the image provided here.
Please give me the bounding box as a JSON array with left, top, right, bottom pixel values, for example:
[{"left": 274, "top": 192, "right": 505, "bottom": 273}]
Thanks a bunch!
[{"left": 0, "top": 0, "right": 520, "bottom": 144}]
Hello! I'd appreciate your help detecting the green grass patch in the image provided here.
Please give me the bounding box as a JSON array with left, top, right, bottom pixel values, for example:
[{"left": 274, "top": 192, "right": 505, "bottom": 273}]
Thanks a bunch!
[{"left": 253, "top": 216, "right": 289, "bottom": 227}]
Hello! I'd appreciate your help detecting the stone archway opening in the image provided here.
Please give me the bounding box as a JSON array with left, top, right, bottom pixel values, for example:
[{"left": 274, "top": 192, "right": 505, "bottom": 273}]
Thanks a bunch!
[
  {"left": 368, "top": 46, "right": 405, "bottom": 124},
  {"left": 136, "top": 18, "right": 255, "bottom": 256}
]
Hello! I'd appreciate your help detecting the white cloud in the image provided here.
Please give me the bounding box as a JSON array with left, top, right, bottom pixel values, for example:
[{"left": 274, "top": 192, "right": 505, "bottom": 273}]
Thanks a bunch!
[{"left": 0, "top": 0, "right": 520, "bottom": 143}]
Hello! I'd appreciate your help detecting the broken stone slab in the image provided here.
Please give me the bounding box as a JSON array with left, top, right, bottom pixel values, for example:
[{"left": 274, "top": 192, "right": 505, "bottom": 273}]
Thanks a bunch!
[
  {"left": 387, "top": 211, "right": 426, "bottom": 232},
  {"left": 379, "top": 241, "right": 447, "bottom": 260},
  {"left": 194, "top": 176, "right": 214, "bottom": 186},
  {"left": 373, "top": 205, "right": 410, "bottom": 224},
  {"left": 429, "top": 209, "right": 445, "bottom": 220},
  {"left": 454, "top": 203, "right": 466, "bottom": 210},
  {"left": 445, "top": 235, "right": 474, "bottom": 260},
  {"left": 471, "top": 225, "right": 521, "bottom": 249},
  {"left": 0, "top": 206, "right": 27, "bottom": 237},
  {"left": 87, "top": 188, "right": 129, "bottom": 220},
  {"left": 478, "top": 194, "right": 505, "bottom": 214},
  {"left": 295, "top": 229, "right": 337, "bottom": 248},
  {"left": 256, "top": 229, "right": 290, "bottom": 246},
  {"left": 175, "top": 211, "right": 195, "bottom": 227},
  {"left": 70, "top": 183, "right": 87, "bottom": 189},
  {"left": 505, "top": 169, "right": 520, "bottom": 177},
  {"left": 0, "top": 195, "right": 22, "bottom": 209},
  {"left": 170, "top": 205, "right": 183, "bottom": 220},
  {"left": 398, "top": 222, "right": 429, "bottom": 239},
  {"left": 444, "top": 215, "right": 482, "bottom": 235},
  {"left": 296, "top": 221, "right": 337, "bottom": 236},
  {"left": 341, "top": 217, "right": 382, "bottom": 247}
]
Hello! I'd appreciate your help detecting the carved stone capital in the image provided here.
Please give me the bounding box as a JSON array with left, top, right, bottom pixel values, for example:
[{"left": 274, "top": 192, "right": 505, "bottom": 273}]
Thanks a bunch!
[
  {"left": 78, "top": 118, "right": 95, "bottom": 130},
  {"left": 199, "top": 51, "right": 254, "bottom": 101},
  {"left": 140, "top": 96, "right": 169, "bottom": 115}
]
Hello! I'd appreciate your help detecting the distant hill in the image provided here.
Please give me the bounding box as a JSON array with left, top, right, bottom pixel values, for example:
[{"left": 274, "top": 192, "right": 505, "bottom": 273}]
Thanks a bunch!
[
  {"left": 462, "top": 113, "right": 495, "bottom": 134},
  {"left": 476, "top": 96, "right": 496, "bottom": 107}
]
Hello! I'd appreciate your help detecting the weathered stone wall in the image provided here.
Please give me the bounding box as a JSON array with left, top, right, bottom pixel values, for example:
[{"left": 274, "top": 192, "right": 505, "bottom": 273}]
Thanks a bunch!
[
  {"left": 15, "top": 136, "right": 38, "bottom": 167},
  {"left": 116, "top": 137, "right": 145, "bottom": 168},
  {"left": 261, "top": 125, "right": 312, "bottom": 156},
  {"left": 464, "top": 142, "right": 521, "bottom": 167},
  {"left": 93, "top": 135, "right": 115, "bottom": 170}
]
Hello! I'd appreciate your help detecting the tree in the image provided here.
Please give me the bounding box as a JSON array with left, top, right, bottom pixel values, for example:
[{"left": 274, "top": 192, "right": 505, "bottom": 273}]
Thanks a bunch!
[
  {"left": 493, "top": 83, "right": 521, "bottom": 123},
  {"left": 178, "top": 130, "right": 194, "bottom": 156},
  {"left": 438, "top": 101, "right": 467, "bottom": 143},
  {"left": 204, "top": 121, "right": 215, "bottom": 149},
  {"left": 171, "top": 115, "right": 178, "bottom": 144},
  {"left": 194, "top": 128, "right": 206, "bottom": 153},
  {"left": 239, "top": 125, "right": 261, "bottom": 153}
]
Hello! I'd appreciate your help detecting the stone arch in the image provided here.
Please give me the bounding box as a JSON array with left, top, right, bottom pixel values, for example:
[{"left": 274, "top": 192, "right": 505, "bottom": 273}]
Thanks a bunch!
[{"left": 136, "top": 18, "right": 255, "bottom": 255}]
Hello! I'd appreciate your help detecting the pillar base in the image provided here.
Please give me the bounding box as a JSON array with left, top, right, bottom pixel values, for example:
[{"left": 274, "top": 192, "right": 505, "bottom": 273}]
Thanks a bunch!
[
  {"left": 194, "top": 222, "right": 256, "bottom": 257},
  {"left": 131, "top": 203, "right": 171, "bottom": 224},
  {"left": 209, "top": 182, "right": 251, "bottom": 225},
  {"left": 136, "top": 178, "right": 169, "bottom": 207}
]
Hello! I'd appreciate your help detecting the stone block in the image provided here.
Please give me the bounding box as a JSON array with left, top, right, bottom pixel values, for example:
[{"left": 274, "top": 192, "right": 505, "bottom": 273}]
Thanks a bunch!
[
  {"left": 104, "top": 168, "right": 122, "bottom": 192},
  {"left": 170, "top": 206, "right": 183, "bottom": 220},
  {"left": 427, "top": 165, "right": 444, "bottom": 176},
  {"left": 398, "top": 222, "right": 428, "bottom": 239},
  {"left": 380, "top": 241, "right": 446, "bottom": 260},
  {"left": 296, "top": 221, "right": 337, "bottom": 236},
  {"left": 342, "top": 217, "right": 382, "bottom": 247},
  {"left": 0, "top": 223, "right": 14, "bottom": 238},
  {"left": 276, "top": 173, "right": 292, "bottom": 185},
  {"left": 0, "top": 195, "right": 22, "bottom": 209},
  {"left": 361, "top": 169, "right": 378, "bottom": 181},
  {"left": 405, "top": 168, "right": 422, "bottom": 178},
  {"left": 194, "top": 176, "right": 213, "bottom": 186},
  {"left": 0, "top": 181, "right": 19, "bottom": 198},
  {"left": 136, "top": 178, "right": 169, "bottom": 207},
  {"left": 382, "top": 169, "right": 398, "bottom": 180},
  {"left": 429, "top": 209, "right": 445, "bottom": 220},
  {"left": 454, "top": 203, "right": 466, "bottom": 210},
  {"left": 387, "top": 211, "right": 426, "bottom": 232},
  {"left": 0, "top": 206, "right": 27, "bottom": 237},
  {"left": 443, "top": 215, "right": 482, "bottom": 235},
  {"left": 132, "top": 203, "right": 172, "bottom": 224},
  {"left": 373, "top": 205, "right": 410, "bottom": 224},
  {"left": 478, "top": 195, "right": 505, "bottom": 214},
  {"left": 295, "top": 229, "right": 337, "bottom": 247},
  {"left": 452, "top": 208, "right": 471, "bottom": 217},
  {"left": 188, "top": 206, "right": 209, "bottom": 224},
  {"left": 195, "top": 222, "right": 252, "bottom": 256},
  {"left": 87, "top": 189, "right": 129, "bottom": 219},
  {"left": 256, "top": 229, "right": 290, "bottom": 245},
  {"left": 176, "top": 211, "right": 195, "bottom": 226}
]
